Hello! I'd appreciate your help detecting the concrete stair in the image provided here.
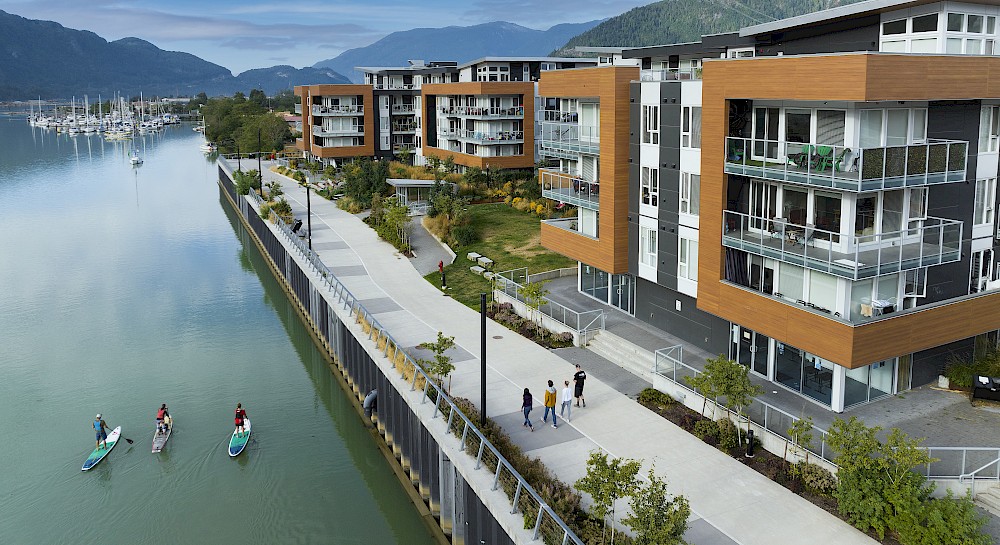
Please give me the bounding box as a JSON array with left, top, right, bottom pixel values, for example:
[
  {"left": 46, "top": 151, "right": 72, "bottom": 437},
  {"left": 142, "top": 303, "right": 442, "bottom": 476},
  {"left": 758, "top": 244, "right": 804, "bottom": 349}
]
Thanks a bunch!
[
  {"left": 975, "top": 484, "right": 1000, "bottom": 516},
  {"left": 586, "top": 330, "right": 656, "bottom": 382}
]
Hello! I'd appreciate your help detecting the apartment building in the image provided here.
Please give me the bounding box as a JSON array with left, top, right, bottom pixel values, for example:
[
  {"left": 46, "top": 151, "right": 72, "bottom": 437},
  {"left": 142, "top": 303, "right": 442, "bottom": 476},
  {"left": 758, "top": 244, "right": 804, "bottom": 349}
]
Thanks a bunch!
[{"left": 540, "top": 0, "right": 1000, "bottom": 412}]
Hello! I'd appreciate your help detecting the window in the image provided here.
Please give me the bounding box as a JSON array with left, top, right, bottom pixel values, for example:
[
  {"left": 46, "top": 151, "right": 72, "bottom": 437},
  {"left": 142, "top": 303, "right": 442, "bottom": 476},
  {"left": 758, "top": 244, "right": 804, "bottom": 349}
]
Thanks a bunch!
[
  {"left": 975, "top": 178, "right": 997, "bottom": 225},
  {"left": 971, "top": 249, "right": 995, "bottom": 293},
  {"left": 641, "top": 166, "right": 658, "bottom": 207},
  {"left": 969, "top": 15, "right": 984, "bottom": 33},
  {"left": 640, "top": 227, "right": 657, "bottom": 267},
  {"left": 784, "top": 109, "right": 811, "bottom": 143},
  {"left": 680, "top": 172, "right": 700, "bottom": 215},
  {"left": 682, "top": 106, "right": 701, "bottom": 148},
  {"left": 912, "top": 13, "right": 938, "bottom": 32},
  {"left": 980, "top": 106, "right": 1000, "bottom": 152},
  {"left": 816, "top": 110, "right": 846, "bottom": 145},
  {"left": 882, "top": 19, "right": 906, "bottom": 35},
  {"left": 678, "top": 238, "right": 698, "bottom": 281},
  {"left": 642, "top": 105, "right": 659, "bottom": 144},
  {"left": 948, "top": 13, "right": 965, "bottom": 32}
]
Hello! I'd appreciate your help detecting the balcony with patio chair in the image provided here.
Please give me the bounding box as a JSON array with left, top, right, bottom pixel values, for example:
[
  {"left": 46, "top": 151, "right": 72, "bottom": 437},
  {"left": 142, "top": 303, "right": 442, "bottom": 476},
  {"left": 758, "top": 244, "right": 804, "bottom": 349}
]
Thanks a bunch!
[{"left": 540, "top": 169, "right": 599, "bottom": 210}]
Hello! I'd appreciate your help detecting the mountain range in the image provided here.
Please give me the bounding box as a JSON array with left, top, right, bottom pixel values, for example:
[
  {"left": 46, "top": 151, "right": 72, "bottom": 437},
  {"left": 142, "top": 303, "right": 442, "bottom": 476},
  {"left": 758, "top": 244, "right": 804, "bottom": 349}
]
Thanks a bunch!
[
  {"left": 0, "top": 9, "right": 349, "bottom": 100},
  {"left": 313, "top": 21, "right": 601, "bottom": 83},
  {"left": 558, "top": 0, "right": 864, "bottom": 51}
]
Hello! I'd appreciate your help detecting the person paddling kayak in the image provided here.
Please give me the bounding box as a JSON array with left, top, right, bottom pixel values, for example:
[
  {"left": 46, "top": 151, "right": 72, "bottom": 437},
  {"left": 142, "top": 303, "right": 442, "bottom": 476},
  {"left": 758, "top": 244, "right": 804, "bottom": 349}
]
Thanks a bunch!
[
  {"left": 94, "top": 414, "right": 110, "bottom": 450},
  {"left": 234, "top": 403, "right": 248, "bottom": 438},
  {"left": 155, "top": 404, "right": 170, "bottom": 435}
]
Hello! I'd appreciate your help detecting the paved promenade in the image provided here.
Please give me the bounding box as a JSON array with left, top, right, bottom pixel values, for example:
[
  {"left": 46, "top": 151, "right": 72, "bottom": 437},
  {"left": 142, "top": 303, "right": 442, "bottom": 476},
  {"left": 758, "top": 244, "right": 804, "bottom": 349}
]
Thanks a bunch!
[{"left": 262, "top": 167, "right": 876, "bottom": 545}]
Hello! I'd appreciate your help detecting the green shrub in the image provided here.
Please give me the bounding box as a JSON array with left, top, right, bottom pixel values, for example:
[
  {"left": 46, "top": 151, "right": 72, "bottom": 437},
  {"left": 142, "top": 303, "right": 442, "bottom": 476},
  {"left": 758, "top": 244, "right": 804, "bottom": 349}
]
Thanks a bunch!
[
  {"left": 717, "top": 419, "right": 740, "bottom": 452},
  {"left": 693, "top": 419, "right": 719, "bottom": 442},
  {"left": 258, "top": 202, "right": 271, "bottom": 219},
  {"left": 797, "top": 463, "right": 836, "bottom": 495},
  {"left": 943, "top": 336, "right": 1000, "bottom": 390},
  {"left": 271, "top": 198, "right": 292, "bottom": 218},
  {"left": 637, "top": 388, "right": 675, "bottom": 407},
  {"left": 451, "top": 224, "right": 479, "bottom": 246}
]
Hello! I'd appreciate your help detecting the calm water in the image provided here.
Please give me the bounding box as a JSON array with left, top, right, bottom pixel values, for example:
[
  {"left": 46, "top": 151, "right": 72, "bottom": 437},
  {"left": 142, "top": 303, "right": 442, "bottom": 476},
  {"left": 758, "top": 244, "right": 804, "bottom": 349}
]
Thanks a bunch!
[{"left": 0, "top": 119, "right": 436, "bottom": 545}]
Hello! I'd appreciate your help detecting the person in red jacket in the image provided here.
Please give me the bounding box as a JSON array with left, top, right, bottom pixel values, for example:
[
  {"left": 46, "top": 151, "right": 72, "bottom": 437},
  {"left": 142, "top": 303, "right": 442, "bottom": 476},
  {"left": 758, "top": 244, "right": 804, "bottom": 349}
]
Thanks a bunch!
[
  {"left": 234, "top": 403, "right": 248, "bottom": 438},
  {"left": 155, "top": 404, "right": 170, "bottom": 435}
]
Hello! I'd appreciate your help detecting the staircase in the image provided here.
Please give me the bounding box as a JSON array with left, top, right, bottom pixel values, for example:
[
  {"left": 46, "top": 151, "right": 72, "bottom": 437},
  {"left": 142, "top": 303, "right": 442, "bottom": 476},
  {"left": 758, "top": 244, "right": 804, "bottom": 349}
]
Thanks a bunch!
[
  {"left": 585, "top": 331, "right": 656, "bottom": 382},
  {"left": 975, "top": 483, "right": 1000, "bottom": 516}
]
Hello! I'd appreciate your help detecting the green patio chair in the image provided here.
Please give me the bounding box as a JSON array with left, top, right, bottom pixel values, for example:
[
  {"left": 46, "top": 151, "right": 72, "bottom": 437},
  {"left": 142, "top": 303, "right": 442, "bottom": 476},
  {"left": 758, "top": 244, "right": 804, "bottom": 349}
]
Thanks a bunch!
[
  {"left": 813, "top": 146, "right": 834, "bottom": 171},
  {"left": 786, "top": 144, "right": 813, "bottom": 168}
]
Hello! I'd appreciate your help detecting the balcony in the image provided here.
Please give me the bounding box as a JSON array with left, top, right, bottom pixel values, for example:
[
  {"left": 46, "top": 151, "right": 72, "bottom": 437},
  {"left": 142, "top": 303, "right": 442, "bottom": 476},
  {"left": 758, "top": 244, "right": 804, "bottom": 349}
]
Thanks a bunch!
[
  {"left": 541, "top": 218, "right": 598, "bottom": 239},
  {"left": 438, "top": 129, "right": 524, "bottom": 144},
  {"left": 313, "top": 105, "right": 363, "bottom": 116},
  {"left": 392, "top": 122, "right": 419, "bottom": 134},
  {"left": 374, "top": 83, "right": 418, "bottom": 90},
  {"left": 438, "top": 105, "right": 524, "bottom": 118},
  {"left": 540, "top": 169, "right": 599, "bottom": 210},
  {"left": 312, "top": 125, "right": 364, "bottom": 137},
  {"left": 294, "top": 104, "right": 302, "bottom": 114},
  {"left": 391, "top": 104, "right": 415, "bottom": 115},
  {"left": 539, "top": 122, "right": 599, "bottom": 157},
  {"left": 722, "top": 210, "right": 962, "bottom": 280},
  {"left": 724, "top": 137, "right": 968, "bottom": 192},
  {"left": 638, "top": 68, "right": 701, "bottom": 82}
]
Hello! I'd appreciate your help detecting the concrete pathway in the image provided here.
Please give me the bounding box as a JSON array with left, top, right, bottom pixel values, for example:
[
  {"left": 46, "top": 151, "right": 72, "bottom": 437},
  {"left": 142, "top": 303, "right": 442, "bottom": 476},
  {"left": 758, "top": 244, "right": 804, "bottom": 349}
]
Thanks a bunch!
[
  {"left": 408, "top": 218, "right": 454, "bottom": 276},
  {"left": 262, "top": 168, "right": 877, "bottom": 545}
]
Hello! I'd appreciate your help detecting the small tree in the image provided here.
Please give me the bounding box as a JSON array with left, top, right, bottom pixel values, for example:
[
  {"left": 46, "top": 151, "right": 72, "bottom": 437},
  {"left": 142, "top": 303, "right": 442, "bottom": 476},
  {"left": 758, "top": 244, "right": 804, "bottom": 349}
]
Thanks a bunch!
[
  {"left": 786, "top": 416, "right": 814, "bottom": 464},
  {"left": 623, "top": 467, "right": 690, "bottom": 545},
  {"left": 417, "top": 332, "right": 456, "bottom": 388},
  {"left": 246, "top": 169, "right": 262, "bottom": 196},
  {"left": 442, "top": 155, "right": 456, "bottom": 173},
  {"left": 234, "top": 170, "right": 254, "bottom": 195},
  {"left": 517, "top": 280, "right": 549, "bottom": 334},
  {"left": 683, "top": 355, "right": 725, "bottom": 417},
  {"left": 575, "top": 451, "right": 640, "bottom": 545}
]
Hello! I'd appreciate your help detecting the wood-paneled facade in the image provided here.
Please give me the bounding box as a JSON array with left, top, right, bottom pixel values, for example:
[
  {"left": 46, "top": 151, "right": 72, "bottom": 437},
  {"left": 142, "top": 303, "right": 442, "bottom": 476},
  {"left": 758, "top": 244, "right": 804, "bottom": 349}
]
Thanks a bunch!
[
  {"left": 538, "top": 66, "right": 638, "bottom": 274},
  {"left": 699, "top": 53, "right": 1000, "bottom": 369},
  {"left": 294, "top": 84, "right": 375, "bottom": 159}
]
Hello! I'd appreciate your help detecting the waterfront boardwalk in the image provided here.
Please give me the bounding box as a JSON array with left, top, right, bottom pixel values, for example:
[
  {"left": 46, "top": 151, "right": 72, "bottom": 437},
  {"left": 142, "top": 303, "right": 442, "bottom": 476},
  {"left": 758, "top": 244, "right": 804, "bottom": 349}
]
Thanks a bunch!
[{"left": 261, "top": 166, "right": 876, "bottom": 545}]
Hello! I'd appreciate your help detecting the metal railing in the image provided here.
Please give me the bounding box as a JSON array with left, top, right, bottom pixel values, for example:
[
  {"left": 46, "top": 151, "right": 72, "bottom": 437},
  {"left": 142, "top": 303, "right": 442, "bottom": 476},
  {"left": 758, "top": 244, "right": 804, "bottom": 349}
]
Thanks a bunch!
[
  {"left": 313, "top": 104, "right": 363, "bottom": 116},
  {"left": 724, "top": 137, "right": 968, "bottom": 192},
  {"left": 438, "top": 105, "right": 524, "bottom": 118},
  {"left": 374, "top": 83, "right": 418, "bottom": 90},
  {"left": 722, "top": 210, "right": 963, "bottom": 280},
  {"left": 537, "top": 110, "right": 579, "bottom": 123},
  {"left": 313, "top": 125, "right": 364, "bottom": 137},
  {"left": 639, "top": 68, "right": 702, "bottom": 81},
  {"left": 438, "top": 129, "right": 524, "bottom": 143},
  {"left": 390, "top": 104, "right": 415, "bottom": 114},
  {"left": 220, "top": 157, "right": 583, "bottom": 544},
  {"left": 538, "top": 122, "right": 599, "bottom": 156},
  {"left": 540, "top": 218, "right": 597, "bottom": 240},
  {"left": 653, "top": 347, "right": 835, "bottom": 465},
  {"left": 495, "top": 267, "right": 605, "bottom": 335},
  {"left": 540, "top": 169, "right": 599, "bottom": 210}
]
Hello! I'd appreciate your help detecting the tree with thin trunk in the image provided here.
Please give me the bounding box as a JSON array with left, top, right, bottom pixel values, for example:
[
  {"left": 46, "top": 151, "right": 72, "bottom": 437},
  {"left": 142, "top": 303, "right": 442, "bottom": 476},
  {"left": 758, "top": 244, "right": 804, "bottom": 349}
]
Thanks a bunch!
[
  {"left": 787, "top": 416, "right": 814, "bottom": 464},
  {"left": 623, "top": 466, "right": 690, "bottom": 545},
  {"left": 575, "top": 451, "right": 640, "bottom": 545},
  {"left": 417, "top": 331, "right": 456, "bottom": 390},
  {"left": 517, "top": 280, "right": 549, "bottom": 334}
]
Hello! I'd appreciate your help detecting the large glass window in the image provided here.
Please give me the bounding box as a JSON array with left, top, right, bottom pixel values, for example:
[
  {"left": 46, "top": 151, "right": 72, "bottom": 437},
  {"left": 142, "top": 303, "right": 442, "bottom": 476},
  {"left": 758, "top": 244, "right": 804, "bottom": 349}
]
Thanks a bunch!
[
  {"left": 783, "top": 187, "right": 808, "bottom": 226},
  {"left": 775, "top": 344, "right": 803, "bottom": 391},
  {"left": 639, "top": 227, "right": 657, "bottom": 267},
  {"left": 678, "top": 238, "right": 698, "bottom": 281},
  {"left": 680, "top": 172, "right": 700, "bottom": 215},
  {"left": 912, "top": 13, "right": 938, "bottom": 32},
  {"left": 682, "top": 107, "right": 701, "bottom": 148},
  {"left": 816, "top": 110, "right": 846, "bottom": 146},
  {"left": 642, "top": 105, "right": 659, "bottom": 144},
  {"left": 948, "top": 12, "right": 965, "bottom": 32},
  {"left": 855, "top": 193, "right": 878, "bottom": 237},
  {"left": 860, "top": 110, "right": 883, "bottom": 148},
  {"left": 784, "top": 109, "right": 811, "bottom": 143},
  {"left": 975, "top": 178, "right": 997, "bottom": 225},
  {"left": 808, "top": 271, "right": 838, "bottom": 313},
  {"left": 882, "top": 19, "right": 906, "bottom": 35},
  {"left": 580, "top": 264, "right": 609, "bottom": 303},
  {"left": 777, "top": 263, "right": 804, "bottom": 301},
  {"left": 881, "top": 190, "right": 904, "bottom": 237},
  {"left": 641, "top": 166, "right": 658, "bottom": 207},
  {"left": 980, "top": 106, "right": 1000, "bottom": 152},
  {"left": 802, "top": 354, "right": 834, "bottom": 406},
  {"left": 886, "top": 110, "right": 909, "bottom": 146},
  {"left": 813, "top": 191, "right": 842, "bottom": 242},
  {"left": 969, "top": 15, "right": 985, "bottom": 33}
]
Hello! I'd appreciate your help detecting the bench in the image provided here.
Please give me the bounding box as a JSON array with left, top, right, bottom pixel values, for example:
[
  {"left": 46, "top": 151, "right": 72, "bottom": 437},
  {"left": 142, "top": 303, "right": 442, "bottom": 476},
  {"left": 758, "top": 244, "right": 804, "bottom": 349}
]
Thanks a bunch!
[
  {"left": 477, "top": 256, "right": 494, "bottom": 269},
  {"left": 470, "top": 266, "right": 486, "bottom": 275},
  {"left": 483, "top": 272, "right": 495, "bottom": 280},
  {"left": 467, "top": 252, "right": 482, "bottom": 262}
]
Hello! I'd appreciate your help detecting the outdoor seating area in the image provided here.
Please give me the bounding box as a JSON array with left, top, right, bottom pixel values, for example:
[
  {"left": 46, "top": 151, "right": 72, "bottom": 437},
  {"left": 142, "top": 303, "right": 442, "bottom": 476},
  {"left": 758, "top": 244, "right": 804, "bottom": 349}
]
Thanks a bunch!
[{"left": 467, "top": 252, "right": 495, "bottom": 276}]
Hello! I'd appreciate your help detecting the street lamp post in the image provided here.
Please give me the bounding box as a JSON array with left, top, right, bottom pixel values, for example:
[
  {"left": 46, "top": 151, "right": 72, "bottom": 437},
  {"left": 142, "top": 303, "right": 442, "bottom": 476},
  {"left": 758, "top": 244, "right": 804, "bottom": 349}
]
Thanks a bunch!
[
  {"left": 306, "top": 183, "right": 312, "bottom": 250},
  {"left": 480, "top": 292, "right": 487, "bottom": 427},
  {"left": 257, "top": 129, "right": 262, "bottom": 189}
]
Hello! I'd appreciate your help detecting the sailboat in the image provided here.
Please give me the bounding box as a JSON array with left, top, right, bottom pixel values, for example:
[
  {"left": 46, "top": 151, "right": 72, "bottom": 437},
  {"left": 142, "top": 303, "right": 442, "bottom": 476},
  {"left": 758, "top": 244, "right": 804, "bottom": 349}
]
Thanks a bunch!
[{"left": 130, "top": 149, "right": 143, "bottom": 166}]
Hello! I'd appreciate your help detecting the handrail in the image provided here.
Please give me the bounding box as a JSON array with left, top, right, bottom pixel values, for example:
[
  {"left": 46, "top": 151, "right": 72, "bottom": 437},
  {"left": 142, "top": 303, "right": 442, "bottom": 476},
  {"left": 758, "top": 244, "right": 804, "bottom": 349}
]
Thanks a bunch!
[
  {"left": 493, "top": 267, "right": 605, "bottom": 336},
  {"left": 220, "top": 158, "right": 583, "bottom": 544}
]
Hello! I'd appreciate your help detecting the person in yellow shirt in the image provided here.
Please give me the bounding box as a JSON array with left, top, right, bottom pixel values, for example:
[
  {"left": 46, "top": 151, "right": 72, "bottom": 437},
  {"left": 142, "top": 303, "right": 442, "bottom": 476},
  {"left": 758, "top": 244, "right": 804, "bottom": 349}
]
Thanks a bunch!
[{"left": 543, "top": 380, "right": 558, "bottom": 429}]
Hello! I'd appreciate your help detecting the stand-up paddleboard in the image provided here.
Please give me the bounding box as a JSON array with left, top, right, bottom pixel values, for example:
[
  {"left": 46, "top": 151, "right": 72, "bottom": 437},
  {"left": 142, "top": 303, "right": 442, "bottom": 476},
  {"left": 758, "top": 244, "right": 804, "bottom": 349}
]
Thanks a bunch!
[
  {"left": 152, "top": 415, "right": 172, "bottom": 453},
  {"left": 228, "top": 418, "right": 251, "bottom": 457},
  {"left": 82, "top": 426, "right": 121, "bottom": 471}
]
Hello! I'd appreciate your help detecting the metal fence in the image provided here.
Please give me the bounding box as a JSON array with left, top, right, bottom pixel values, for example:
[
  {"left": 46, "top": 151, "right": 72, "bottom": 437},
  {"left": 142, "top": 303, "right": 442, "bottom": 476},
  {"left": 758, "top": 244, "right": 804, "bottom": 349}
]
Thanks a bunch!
[
  {"left": 494, "top": 267, "right": 605, "bottom": 335},
  {"left": 220, "top": 158, "right": 583, "bottom": 544}
]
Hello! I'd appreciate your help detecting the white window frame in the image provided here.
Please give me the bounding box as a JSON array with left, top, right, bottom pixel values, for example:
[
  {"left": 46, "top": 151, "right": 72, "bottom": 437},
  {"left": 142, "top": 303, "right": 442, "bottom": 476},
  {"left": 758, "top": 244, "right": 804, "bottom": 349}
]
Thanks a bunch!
[
  {"left": 641, "top": 166, "right": 658, "bottom": 207},
  {"left": 680, "top": 172, "right": 699, "bottom": 216},
  {"left": 971, "top": 248, "right": 995, "bottom": 293},
  {"left": 678, "top": 238, "right": 698, "bottom": 281},
  {"left": 981, "top": 106, "right": 1000, "bottom": 152},
  {"left": 639, "top": 226, "right": 657, "bottom": 267},
  {"left": 642, "top": 105, "right": 659, "bottom": 145},
  {"left": 681, "top": 106, "right": 701, "bottom": 149},
  {"left": 975, "top": 178, "right": 997, "bottom": 225}
]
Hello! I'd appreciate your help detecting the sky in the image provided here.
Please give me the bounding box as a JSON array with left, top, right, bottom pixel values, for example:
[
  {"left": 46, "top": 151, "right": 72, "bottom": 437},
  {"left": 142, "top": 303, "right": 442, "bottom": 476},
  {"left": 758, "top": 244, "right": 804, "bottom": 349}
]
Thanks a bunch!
[{"left": 0, "top": 0, "right": 653, "bottom": 74}]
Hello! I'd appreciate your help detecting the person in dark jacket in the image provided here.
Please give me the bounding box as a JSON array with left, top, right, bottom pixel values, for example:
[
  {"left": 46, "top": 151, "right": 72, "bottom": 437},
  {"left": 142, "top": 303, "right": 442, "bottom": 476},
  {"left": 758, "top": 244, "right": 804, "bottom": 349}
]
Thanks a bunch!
[
  {"left": 521, "top": 388, "right": 534, "bottom": 431},
  {"left": 573, "top": 364, "right": 587, "bottom": 407}
]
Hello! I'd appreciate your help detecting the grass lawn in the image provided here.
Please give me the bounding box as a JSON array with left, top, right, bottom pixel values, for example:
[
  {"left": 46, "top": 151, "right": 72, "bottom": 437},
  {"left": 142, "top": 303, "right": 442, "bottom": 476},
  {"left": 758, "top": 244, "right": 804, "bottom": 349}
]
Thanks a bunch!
[{"left": 422, "top": 203, "right": 575, "bottom": 309}]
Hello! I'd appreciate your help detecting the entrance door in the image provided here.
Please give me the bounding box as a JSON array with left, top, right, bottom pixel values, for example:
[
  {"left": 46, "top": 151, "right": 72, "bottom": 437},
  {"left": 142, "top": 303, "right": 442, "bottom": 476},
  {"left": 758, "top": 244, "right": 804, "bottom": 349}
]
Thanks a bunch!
[
  {"left": 734, "top": 327, "right": 770, "bottom": 377},
  {"left": 753, "top": 107, "right": 780, "bottom": 160},
  {"left": 611, "top": 274, "right": 634, "bottom": 315}
]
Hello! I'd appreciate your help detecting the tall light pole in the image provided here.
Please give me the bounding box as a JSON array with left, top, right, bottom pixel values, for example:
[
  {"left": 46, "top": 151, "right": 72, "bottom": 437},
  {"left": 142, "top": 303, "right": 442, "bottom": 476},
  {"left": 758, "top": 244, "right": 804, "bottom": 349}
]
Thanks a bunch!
[
  {"left": 306, "top": 183, "right": 312, "bottom": 250},
  {"left": 257, "top": 128, "right": 262, "bottom": 183},
  {"left": 480, "top": 292, "right": 487, "bottom": 427}
]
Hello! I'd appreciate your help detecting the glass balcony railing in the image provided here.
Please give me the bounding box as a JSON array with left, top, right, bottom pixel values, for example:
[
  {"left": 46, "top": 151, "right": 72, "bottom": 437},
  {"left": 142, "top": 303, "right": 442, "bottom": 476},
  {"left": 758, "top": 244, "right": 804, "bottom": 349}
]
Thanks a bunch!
[
  {"left": 390, "top": 104, "right": 415, "bottom": 114},
  {"left": 374, "top": 83, "right": 418, "bottom": 90},
  {"left": 438, "top": 105, "right": 524, "bottom": 118},
  {"left": 539, "top": 122, "right": 599, "bottom": 157},
  {"left": 313, "top": 105, "right": 363, "bottom": 116},
  {"left": 639, "top": 68, "right": 702, "bottom": 82},
  {"left": 437, "top": 129, "right": 523, "bottom": 144},
  {"left": 540, "top": 169, "right": 599, "bottom": 210},
  {"left": 722, "top": 210, "right": 963, "bottom": 280},
  {"left": 538, "top": 110, "right": 579, "bottom": 123},
  {"left": 541, "top": 218, "right": 598, "bottom": 240},
  {"left": 312, "top": 125, "right": 363, "bottom": 137},
  {"left": 724, "top": 137, "right": 968, "bottom": 192},
  {"left": 391, "top": 123, "right": 418, "bottom": 133}
]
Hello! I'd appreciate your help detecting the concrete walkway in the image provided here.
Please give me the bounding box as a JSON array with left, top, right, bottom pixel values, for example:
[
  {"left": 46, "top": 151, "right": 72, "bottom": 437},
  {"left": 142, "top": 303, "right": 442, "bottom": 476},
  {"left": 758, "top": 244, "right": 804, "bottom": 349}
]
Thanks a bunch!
[
  {"left": 262, "top": 167, "right": 877, "bottom": 545},
  {"left": 408, "top": 218, "right": 454, "bottom": 276}
]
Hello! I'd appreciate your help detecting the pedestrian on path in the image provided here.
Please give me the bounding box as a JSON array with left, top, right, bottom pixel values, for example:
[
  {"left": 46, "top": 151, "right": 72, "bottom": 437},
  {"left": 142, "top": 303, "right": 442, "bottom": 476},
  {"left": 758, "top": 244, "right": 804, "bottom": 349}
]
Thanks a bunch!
[
  {"left": 560, "top": 380, "right": 573, "bottom": 422},
  {"left": 521, "top": 388, "right": 534, "bottom": 431},
  {"left": 543, "top": 380, "right": 558, "bottom": 428},
  {"left": 573, "top": 364, "right": 587, "bottom": 407}
]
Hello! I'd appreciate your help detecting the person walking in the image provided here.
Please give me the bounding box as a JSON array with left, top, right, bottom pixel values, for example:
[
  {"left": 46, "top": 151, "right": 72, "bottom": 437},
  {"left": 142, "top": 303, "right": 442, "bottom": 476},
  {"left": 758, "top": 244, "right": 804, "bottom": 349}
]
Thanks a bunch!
[
  {"left": 521, "top": 388, "right": 534, "bottom": 432},
  {"left": 560, "top": 380, "right": 573, "bottom": 422},
  {"left": 573, "top": 364, "right": 587, "bottom": 407},
  {"left": 543, "top": 380, "right": 558, "bottom": 428},
  {"left": 93, "top": 414, "right": 110, "bottom": 451}
]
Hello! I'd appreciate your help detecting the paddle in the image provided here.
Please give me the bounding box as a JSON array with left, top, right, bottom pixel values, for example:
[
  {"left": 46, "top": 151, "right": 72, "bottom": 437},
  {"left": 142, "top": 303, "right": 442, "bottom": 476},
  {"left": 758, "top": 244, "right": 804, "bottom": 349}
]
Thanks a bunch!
[{"left": 110, "top": 425, "right": 133, "bottom": 445}]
